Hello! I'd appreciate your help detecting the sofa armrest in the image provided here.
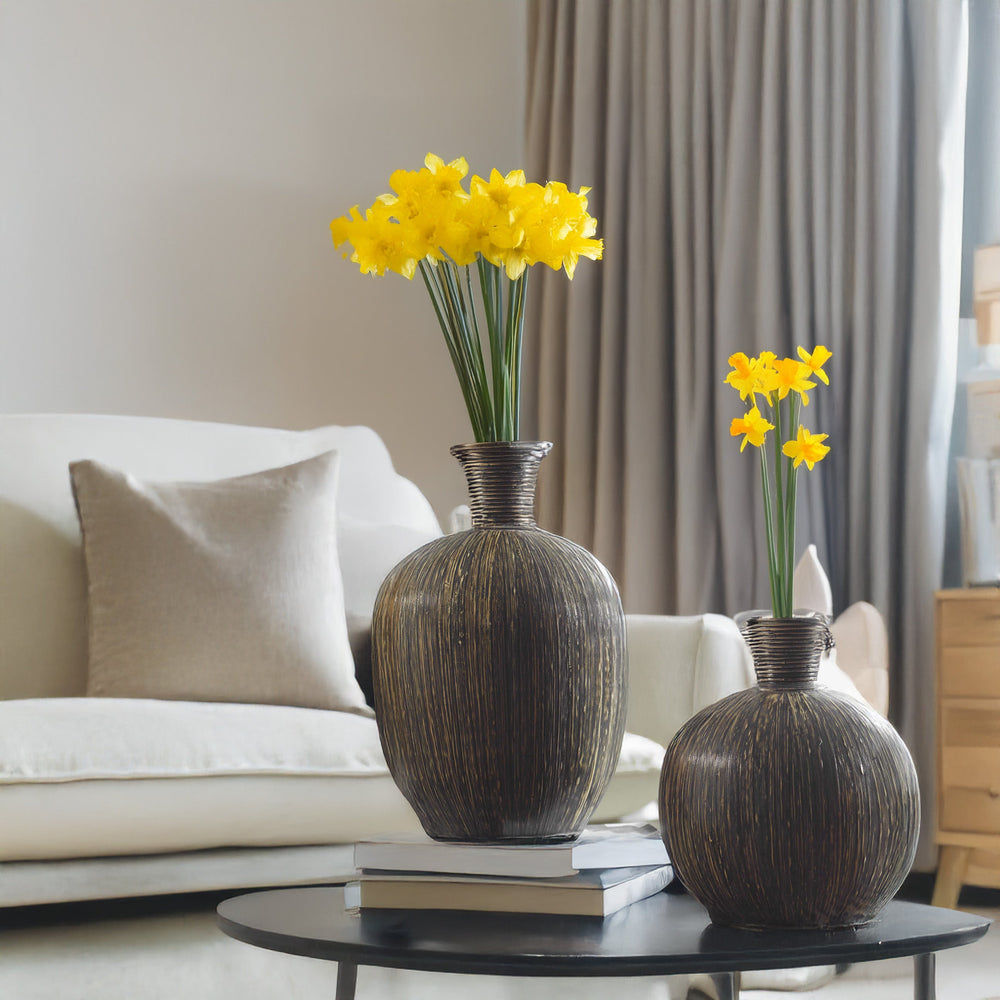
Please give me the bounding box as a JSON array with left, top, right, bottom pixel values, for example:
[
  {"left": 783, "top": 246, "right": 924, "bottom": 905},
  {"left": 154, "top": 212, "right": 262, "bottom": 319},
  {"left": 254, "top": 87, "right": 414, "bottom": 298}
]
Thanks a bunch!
[
  {"left": 829, "top": 601, "right": 890, "bottom": 717},
  {"left": 624, "top": 613, "right": 754, "bottom": 750}
]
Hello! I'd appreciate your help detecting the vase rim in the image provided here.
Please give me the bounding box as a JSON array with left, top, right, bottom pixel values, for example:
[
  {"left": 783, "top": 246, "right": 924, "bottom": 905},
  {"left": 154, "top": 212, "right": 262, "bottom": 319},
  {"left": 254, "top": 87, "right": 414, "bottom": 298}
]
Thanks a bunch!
[
  {"left": 738, "top": 611, "right": 834, "bottom": 646},
  {"left": 450, "top": 440, "right": 552, "bottom": 529},
  {"left": 735, "top": 609, "right": 832, "bottom": 628},
  {"left": 738, "top": 610, "right": 836, "bottom": 671},
  {"left": 451, "top": 440, "right": 553, "bottom": 453}
]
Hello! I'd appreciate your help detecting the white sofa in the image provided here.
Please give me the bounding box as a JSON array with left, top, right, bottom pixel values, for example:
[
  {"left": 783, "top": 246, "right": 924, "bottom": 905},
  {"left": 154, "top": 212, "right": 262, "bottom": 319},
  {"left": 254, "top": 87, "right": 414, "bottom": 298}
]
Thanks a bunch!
[{"left": 0, "top": 413, "right": 756, "bottom": 913}]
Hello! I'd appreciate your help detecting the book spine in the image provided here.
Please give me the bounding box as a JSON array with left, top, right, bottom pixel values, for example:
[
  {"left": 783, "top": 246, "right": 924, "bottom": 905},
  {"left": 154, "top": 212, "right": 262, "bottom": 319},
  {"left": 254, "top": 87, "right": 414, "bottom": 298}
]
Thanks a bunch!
[
  {"left": 353, "top": 849, "right": 573, "bottom": 879},
  {"left": 344, "top": 881, "right": 361, "bottom": 909}
]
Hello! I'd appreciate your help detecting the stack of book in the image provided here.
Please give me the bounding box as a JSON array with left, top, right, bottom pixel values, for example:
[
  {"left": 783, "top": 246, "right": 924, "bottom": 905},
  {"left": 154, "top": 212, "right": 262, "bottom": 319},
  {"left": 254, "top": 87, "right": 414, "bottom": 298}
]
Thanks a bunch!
[{"left": 345, "top": 822, "right": 673, "bottom": 917}]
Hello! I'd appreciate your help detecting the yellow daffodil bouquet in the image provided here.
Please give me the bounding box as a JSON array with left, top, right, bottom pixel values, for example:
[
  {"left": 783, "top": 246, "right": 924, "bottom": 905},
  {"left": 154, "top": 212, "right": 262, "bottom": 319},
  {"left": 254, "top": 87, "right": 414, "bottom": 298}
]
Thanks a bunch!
[
  {"left": 330, "top": 154, "right": 603, "bottom": 442},
  {"left": 726, "top": 347, "right": 833, "bottom": 618}
]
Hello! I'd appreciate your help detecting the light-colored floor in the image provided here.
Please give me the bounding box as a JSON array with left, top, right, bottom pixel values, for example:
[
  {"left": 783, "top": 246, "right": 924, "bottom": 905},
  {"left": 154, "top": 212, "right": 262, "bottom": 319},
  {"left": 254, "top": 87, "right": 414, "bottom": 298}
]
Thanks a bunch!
[
  {"left": 1, "top": 903, "right": 996, "bottom": 1000},
  {"left": 716, "top": 906, "right": 1000, "bottom": 1000},
  {"left": 1, "top": 904, "right": 684, "bottom": 1000}
]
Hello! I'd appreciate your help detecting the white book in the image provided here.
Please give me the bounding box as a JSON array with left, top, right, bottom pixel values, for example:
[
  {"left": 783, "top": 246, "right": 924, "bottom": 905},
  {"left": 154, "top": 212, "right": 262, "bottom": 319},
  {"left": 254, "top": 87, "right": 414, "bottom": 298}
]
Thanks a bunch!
[
  {"left": 353, "top": 823, "right": 668, "bottom": 878},
  {"left": 344, "top": 863, "right": 673, "bottom": 917}
]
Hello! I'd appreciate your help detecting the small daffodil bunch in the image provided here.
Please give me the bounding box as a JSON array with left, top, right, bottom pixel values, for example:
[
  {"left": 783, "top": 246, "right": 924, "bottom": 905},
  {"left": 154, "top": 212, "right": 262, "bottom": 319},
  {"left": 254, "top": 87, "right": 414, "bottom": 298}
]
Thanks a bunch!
[
  {"left": 726, "top": 347, "right": 832, "bottom": 618},
  {"left": 330, "top": 154, "right": 603, "bottom": 442}
]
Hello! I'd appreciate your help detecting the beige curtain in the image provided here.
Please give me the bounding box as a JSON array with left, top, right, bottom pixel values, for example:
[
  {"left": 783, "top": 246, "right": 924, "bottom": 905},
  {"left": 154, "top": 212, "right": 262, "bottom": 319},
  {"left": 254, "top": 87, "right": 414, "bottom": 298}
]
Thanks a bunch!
[{"left": 524, "top": 0, "right": 967, "bottom": 867}]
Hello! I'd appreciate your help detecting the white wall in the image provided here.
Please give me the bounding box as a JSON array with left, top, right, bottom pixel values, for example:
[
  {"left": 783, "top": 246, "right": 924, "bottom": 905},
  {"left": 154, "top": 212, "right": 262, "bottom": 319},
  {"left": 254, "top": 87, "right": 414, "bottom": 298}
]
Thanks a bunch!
[{"left": 0, "top": 0, "right": 526, "bottom": 521}]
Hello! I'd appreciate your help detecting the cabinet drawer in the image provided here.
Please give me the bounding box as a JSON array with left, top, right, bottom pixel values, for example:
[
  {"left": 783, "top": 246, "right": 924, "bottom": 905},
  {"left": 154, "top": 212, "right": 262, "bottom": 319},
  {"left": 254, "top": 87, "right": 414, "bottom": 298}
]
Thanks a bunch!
[
  {"left": 939, "top": 647, "right": 1000, "bottom": 697},
  {"left": 941, "top": 747, "right": 1000, "bottom": 834},
  {"left": 940, "top": 786, "right": 1000, "bottom": 834},
  {"left": 939, "top": 597, "right": 1000, "bottom": 647},
  {"left": 940, "top": 701, "right": 1000, "bottom": 748}
]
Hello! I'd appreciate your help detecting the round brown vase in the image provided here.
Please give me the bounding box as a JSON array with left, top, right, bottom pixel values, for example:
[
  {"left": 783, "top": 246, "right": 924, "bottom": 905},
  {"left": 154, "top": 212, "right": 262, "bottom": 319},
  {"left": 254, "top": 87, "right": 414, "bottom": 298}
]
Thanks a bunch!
[
  {"left": 659, "top": 614, "right": 919, "bottom": 930},
  {"left": 371, "top": 441, "right": 627, "bottom": 843}
]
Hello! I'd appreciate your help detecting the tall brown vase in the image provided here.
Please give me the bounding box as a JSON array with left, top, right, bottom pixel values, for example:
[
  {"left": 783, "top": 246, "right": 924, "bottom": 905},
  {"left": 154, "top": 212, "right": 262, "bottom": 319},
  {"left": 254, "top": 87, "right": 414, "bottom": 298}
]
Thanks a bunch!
[
  {"left": 659, "top": 614, "right": 920, "bottom": 930},
  {"left": 371, "top": 441, "right": 627, "bottom": 843}
]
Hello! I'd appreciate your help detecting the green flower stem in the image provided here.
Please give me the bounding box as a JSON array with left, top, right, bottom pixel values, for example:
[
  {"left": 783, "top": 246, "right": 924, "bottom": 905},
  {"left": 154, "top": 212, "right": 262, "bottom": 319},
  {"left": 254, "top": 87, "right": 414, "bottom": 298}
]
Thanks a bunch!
[
  {"left": 419, "top": 265, "right": 469, "bottom": 411},
  {"left": 492, "top": 267, "right": 509, "bottom": 439},
  {"left": 419, "top": 261, "right": 487, "bottom": 441},
  {"left": 501, "top": 276, "right": 515, "bottom": 437},
  {"left": 772, "top": 399, "right": 788, "bottom": 617},
  {"left": 440, "top": 268, "right": 490, "bottom": 435},
  {"left": 503, "top": 274, "right": 526, "bottom": 439},
  {"left": 786, "top": 465, "right": 798, "bottom": 613},
  {"left": 426, "top": 260, "right": 493, "bottom": 440},
  {"left": 784, "top": 394, "right": 801, "bottom": 612},
  {"left": 461, "top": 263, "right": 493, "bottom": 433},
  {"left": 759, "top": 445, "right": 780, "bottom": 616},
  {"left": 443, "top": 260, "right": 492, "bottom": 437},
  {"left": 475, "top": 260, "right": 495, "bottom": 426},
  {"left": 419, "top": 255, "right": 531, "bottom": 444},
  {"left": 495, "top": 275, "right": 513, "bottom": 440},
  {"left": 510, "top": 273, "right": 528, "bottom": 439},
  {"left": 477, "top": 259, "right": 509, "bottom": 440}
]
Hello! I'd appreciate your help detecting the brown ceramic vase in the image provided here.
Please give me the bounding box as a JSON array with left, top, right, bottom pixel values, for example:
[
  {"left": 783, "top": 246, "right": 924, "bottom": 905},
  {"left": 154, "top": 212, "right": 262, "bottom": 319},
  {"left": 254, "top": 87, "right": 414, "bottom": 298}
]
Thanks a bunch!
[
  {"left": 371, "top": 441, "right": 627, "bottom": 843},
  {"left": 659, "top": 614, "right": 920, "bottom": 929}
]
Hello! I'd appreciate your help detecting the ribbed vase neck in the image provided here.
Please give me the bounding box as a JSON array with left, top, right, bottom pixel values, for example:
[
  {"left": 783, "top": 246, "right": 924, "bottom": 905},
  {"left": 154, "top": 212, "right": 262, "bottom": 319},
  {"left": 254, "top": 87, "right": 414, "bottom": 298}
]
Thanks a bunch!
[
  {"left": 451, "top": 441, "right": 552, "bottom": 528},
  {"left": 740, "top": 615, "right": 834, "bottom": 689}
]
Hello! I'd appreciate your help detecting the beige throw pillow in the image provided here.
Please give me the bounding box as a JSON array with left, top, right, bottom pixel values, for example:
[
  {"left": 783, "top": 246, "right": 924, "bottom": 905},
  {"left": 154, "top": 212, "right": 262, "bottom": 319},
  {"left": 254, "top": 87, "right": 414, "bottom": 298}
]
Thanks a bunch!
[{"left": 70, "top": 451, "right": 372, "bottom": 716}]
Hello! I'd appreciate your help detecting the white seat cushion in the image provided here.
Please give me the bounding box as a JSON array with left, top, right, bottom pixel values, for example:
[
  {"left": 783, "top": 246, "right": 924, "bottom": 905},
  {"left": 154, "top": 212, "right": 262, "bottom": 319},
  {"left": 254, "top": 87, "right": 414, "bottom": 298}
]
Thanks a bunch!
[
  {"left": 0, "top": 698, "right": 416, "bottom": 861},
  {"left": 0, "top": 699, "right": 665, "bottom": 861},
  {"left": 590, "top": 731, "right": 666, "bottom": 824}
]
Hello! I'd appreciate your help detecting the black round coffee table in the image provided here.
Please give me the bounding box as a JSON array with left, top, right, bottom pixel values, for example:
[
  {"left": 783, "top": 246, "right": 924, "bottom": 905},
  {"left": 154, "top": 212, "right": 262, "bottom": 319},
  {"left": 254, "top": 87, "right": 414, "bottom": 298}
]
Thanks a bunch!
[{"left": 217, "top": 887, "right": 990, "bottom": 1000}]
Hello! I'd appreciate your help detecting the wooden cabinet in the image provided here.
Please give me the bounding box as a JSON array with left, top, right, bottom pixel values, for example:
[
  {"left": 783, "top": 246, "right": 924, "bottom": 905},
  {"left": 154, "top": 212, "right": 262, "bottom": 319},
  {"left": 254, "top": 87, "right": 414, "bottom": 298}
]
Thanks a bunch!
[{"left": 932, "top": 588, "right": 1000, "bottom": 907}]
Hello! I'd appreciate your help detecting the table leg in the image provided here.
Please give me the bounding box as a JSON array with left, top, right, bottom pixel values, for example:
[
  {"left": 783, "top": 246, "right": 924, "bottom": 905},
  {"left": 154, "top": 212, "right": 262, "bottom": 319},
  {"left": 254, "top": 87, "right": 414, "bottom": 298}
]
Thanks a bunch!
[
  {"left": 709, "top": 971, "right": 741, "bottom": 1000},
  {"left": 931, "top": 846, "right": 969, "bottom": 909},
  {"left": 335, "top": 961, "right": 358, "bottom": 1000},
  {"left": 913, "top": 953, "right": 935, "bottom": 1000}
]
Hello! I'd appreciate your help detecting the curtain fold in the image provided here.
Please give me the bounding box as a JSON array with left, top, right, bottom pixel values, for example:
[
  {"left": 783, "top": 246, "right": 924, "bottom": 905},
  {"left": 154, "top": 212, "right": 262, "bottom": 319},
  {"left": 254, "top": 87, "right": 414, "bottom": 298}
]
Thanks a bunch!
[{"left": 524, "top": 0, "right": 967, "bottom": 868}]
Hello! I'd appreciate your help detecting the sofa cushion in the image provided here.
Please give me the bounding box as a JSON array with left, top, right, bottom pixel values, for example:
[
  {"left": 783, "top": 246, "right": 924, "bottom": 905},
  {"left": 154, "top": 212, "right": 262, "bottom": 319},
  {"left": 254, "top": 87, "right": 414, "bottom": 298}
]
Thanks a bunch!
[
  {"left": 0, "top": 699, "right": 665, "bottom": 861},
  {"left": 70, "top": 451, "right": 371, "bottom": 715},
  {"left": 0, "top": 415, "right": 441, "bottom": 702}
]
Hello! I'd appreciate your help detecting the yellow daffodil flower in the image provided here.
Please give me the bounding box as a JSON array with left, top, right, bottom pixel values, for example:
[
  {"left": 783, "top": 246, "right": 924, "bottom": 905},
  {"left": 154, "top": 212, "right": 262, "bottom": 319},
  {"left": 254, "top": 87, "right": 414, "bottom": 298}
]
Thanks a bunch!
[
  {"left": 423, "top": 153, "right": 469, "bottom": 189},
  {"left": 329, "top": 155, "right": 603, "bottom": 441},
  {"left": 387, "top": 155, "right": 468, "bottom": 215},
  {"left": 541, "top": 182, "right": 603, "bottom": 278},
  {"left": 772, "top": 357, "right": 816, "bottom": 404},
  {"left": 331, "top": 156, "right": 602, "bottom": 281},
  {"left": 451, "top": 192, "right": 500, "bottom": 264},
  {"left": 555, "top": 232, "right": 604, "bottom": 279},
  {"left": 725, "top": 353, "right": 767, "bottom": 403},
  {"left": 730, "top": 406, "right": 775, "bottom": 452},
  {"left": 328, "top": 205, "right": 361, "bottom": 255},
  {"left": 329, "top": 204, "right": 421, "bottom": 279},
  {"left": 725, "top": 345, "right": 832, "bottom": 617},
  {"left": 782, "top": 425, "right": 831, "bottom": 470},
  {"left": 490, "top": 231, "right": 531, "bottom": 280},
  {"left": 471, "top": 168, "right": 528, "bottom": 217},
  {"left": 797, "top": 345, "right": 833, "bottom": 385}
]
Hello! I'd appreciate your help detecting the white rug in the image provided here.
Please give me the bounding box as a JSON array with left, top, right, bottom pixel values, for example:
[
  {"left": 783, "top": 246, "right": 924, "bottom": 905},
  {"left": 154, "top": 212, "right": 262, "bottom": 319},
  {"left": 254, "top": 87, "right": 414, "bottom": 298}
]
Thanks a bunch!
[
  {"left": 698, "top": 906, "right": 1000, "bottom": 1000},
  {"left": 1, "top": 901, "right": 995, "bottom": 1000},
  {"left": 0, "top": 903, "right": 688, "bottom": 1000}
]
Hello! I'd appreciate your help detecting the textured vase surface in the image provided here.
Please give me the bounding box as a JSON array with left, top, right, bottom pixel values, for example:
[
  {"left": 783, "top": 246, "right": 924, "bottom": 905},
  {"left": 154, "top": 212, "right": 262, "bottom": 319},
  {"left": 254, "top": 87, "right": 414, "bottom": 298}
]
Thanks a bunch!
[
  {"left": 660, "top": 614, "right": 920, "bottom": 929},
  {"left": 372, "top": 441, "right": 627, "bottom": 843}
]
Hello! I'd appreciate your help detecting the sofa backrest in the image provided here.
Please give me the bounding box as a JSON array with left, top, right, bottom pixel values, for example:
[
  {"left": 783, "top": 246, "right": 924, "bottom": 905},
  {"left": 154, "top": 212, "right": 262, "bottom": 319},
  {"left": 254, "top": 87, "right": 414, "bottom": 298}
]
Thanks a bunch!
[{"left": 0, "top": 414, "right": 441, "bottom": 700}]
